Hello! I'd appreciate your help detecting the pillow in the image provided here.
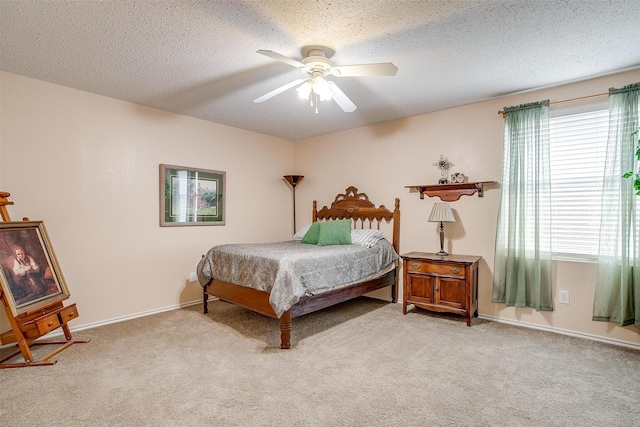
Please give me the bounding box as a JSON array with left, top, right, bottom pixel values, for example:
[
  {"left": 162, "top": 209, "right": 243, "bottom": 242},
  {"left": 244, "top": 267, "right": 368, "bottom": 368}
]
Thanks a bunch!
[
  {"left": 293, "top": 223, "right": 312, "bottom": 240},
  {"left": 351, "top": 229, "right": 386, "bottom": 248},
  {"left": 317, "top": 219, "right": 352, "bottom": 246},
  {"left": 301, "top": 222, "right": 321, "bottom": 244}
]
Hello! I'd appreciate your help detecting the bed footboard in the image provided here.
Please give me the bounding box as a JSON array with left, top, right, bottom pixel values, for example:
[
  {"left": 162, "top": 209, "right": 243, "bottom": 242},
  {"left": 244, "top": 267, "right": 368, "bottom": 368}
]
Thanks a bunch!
[
  {"left": 201, "top": 186, "right": 400, "bottom": 349},
  {"left": 203, "top": 279, "right": 293, "bottom": 348},
  {"left": 203, "top": 267, "right": 397, "bottom": 349}
]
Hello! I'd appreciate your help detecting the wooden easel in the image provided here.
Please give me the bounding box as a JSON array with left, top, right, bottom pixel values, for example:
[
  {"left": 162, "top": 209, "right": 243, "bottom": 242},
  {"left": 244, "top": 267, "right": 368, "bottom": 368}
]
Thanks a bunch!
[{"left": 0, "top": 191, "right": 88, "bottom": 368}]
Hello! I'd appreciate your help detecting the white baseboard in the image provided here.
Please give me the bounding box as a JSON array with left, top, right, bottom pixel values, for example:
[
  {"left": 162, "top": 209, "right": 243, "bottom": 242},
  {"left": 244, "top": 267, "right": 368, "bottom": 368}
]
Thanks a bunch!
[
  {"left": 0, "top": 300, "right": 202, "bottom": 349},
  {"left": 478, "top": 314, "right": 640, "bottom": 351},
  {"left": 4, "top": 299, "right": 637, "bottom": 352},
  {"left": 69, "top": 299, "right": 203, "bottom": 333}
]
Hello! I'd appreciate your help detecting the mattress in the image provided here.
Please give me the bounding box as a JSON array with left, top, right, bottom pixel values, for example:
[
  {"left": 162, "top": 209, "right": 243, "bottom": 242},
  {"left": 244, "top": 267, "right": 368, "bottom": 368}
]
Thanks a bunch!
[{"left": 197, "top": 239, "right": 399, "bottom": 317}]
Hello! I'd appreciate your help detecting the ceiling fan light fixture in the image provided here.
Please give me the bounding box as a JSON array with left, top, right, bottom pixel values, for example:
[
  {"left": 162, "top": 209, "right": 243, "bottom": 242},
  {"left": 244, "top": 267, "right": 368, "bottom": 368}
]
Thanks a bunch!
[
  {"left": 312, "top": 76, "right": 332, "bottom": 101},
  {"left": 296, "top": 81, "right": 312, "bottom": 99},
  {"left": 255, "top": 46, "right": 397, "bottom": 113}
]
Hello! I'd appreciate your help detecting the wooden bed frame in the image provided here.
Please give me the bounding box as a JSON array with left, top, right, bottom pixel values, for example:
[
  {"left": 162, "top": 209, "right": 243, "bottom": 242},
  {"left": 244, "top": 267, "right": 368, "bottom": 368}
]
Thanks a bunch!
[{"left": 202, "top": 186, "right": 400, "bottom": 349}]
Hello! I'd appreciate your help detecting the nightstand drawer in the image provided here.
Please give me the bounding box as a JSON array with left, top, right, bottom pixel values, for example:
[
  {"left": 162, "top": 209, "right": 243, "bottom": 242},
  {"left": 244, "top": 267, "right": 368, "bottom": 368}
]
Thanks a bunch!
[{"left": 406, "top": 260, "right": 465, "bottom": 277}]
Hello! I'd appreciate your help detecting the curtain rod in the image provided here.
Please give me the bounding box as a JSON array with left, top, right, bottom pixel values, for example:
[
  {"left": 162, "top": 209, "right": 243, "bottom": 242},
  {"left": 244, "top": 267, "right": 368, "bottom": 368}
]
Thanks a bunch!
[{"left": 497, "top": 92, "right": 608, "bottom": 117}]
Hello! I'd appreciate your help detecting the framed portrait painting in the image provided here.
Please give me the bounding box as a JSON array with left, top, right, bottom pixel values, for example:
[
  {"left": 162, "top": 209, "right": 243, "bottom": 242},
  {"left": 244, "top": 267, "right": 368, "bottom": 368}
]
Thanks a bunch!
[
  {"left": 0, "top": 221, "right": 70, "bottom": 317},
  {"left": 160, "top": 164, "right": 226, "bottom": 226}
]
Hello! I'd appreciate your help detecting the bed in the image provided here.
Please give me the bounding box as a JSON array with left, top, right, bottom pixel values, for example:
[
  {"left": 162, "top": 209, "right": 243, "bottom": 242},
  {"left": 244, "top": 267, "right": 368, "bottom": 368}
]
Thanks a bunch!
[{"left": 197, "top": 186, "right": 400, "bottom": 349}]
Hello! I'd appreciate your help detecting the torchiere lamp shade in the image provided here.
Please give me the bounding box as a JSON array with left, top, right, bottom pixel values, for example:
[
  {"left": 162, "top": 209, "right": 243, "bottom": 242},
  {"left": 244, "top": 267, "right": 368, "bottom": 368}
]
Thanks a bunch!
[{"left": 283, "top": 175, "right": 304, "bottom": 188}]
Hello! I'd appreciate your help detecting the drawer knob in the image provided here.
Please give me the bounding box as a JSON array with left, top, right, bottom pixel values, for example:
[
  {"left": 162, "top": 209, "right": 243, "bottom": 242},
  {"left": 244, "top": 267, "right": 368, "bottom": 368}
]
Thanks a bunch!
[
  {"left": 450, "top": 267, "right": 460, "bottom": 274},
  {"left": 411, "top": 262, "right": 421, "bottom": 269},
  {"left": 47, "top": 321, "right": 54, "bottom": 327}
]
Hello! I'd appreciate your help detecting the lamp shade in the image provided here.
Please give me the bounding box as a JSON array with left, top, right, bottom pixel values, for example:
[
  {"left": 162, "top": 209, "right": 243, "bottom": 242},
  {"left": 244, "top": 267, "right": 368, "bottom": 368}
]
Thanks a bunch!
[
  {"left": 283, "top": 175, "right": 304, "bottom": 187},
  {"left": 296, "top": 82, "right": 312, "bottom": 99},
  {"left": 428, "top": 203, "right": 455, "bottom": 223}
]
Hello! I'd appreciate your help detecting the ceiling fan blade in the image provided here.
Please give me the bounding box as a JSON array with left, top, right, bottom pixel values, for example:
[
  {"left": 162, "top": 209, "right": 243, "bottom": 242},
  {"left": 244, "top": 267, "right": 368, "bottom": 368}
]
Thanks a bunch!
[
  {"left": 330, "top": 63, "right": 398, "bottom": 77},
  {"left": 326, "top": 81, "right": 357, "bottom": 113},
  {"left": 254, "top": 78, "right": 308, "bottom": 103},
  {"left": 257, "top": 50, "right": 308, "bottom": 71}
]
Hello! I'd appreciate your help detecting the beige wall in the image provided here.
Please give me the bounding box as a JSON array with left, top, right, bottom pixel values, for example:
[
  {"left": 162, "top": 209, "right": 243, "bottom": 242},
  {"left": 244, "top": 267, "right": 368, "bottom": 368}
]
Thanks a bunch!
[
  {"left": 2, "top": 68, "right": 640, "bottom": 348},
  {"left": 0, "top": 72, "right": 294, "bottom": 330},
  {"left": 295, "top": 68, "right": 640, "bottom": 347}
]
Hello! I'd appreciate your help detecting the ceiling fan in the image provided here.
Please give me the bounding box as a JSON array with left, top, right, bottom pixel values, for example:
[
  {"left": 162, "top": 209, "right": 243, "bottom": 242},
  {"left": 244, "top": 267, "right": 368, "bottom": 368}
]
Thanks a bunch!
[{"left": 253, "top": 45, "right": 398, "bottom": 113}]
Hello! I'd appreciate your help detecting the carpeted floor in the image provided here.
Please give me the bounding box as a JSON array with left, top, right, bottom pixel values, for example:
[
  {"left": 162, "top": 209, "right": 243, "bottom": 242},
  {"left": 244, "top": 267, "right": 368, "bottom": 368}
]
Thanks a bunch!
[{"left": 1, "top": 297, "right": 639, "bottom": 426}]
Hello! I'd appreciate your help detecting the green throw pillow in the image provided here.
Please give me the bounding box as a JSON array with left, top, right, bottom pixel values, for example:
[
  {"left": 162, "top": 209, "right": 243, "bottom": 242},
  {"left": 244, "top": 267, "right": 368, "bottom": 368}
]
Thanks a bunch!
[
  {"left": 301, "top": 221, "right": 321, "bottom": 244},
  {"left": 317, "top": 219, "right": 352, "bottom": 246}
]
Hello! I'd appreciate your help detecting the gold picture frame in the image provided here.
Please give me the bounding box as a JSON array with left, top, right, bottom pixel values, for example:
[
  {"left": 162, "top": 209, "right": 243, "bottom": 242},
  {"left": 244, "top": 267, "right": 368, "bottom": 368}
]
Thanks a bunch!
[{"left": 0, "top": 221, "right": 70, "bottom": 317}]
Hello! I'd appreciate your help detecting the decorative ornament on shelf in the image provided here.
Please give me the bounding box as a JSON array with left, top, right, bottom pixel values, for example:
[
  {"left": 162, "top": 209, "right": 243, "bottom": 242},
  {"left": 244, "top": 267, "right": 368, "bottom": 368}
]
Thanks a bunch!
[
  {"left": 433, "top": 155, "right": 454, "bottom": 184},
  {"left": 451, "top": 172, "right": 466, "bottom": 183}
]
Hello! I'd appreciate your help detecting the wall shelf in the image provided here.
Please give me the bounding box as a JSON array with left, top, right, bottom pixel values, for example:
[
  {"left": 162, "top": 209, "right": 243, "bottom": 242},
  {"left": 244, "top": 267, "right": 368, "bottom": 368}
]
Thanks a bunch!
[{"left": 405, "top": 181, "right": 497, "bottom": 202}]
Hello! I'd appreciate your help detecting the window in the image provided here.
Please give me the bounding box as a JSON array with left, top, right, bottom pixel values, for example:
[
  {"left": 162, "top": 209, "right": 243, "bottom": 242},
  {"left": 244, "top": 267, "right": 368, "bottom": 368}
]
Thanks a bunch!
[{"left": 549, "top": 107, "right": 609, "bottom": 258}]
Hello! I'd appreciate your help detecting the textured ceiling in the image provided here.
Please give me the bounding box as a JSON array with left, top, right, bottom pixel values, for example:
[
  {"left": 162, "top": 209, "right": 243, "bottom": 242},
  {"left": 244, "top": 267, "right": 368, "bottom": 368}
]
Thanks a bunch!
[{"left": 1, "top": 1, "right": 639, "bottom": 141}]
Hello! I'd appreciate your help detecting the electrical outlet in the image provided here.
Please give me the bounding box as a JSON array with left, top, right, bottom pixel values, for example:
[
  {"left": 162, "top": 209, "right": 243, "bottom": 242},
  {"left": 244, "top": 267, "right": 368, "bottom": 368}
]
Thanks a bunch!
[
  {"left": 559, "top": 290, "right": 570, "bottom": 304},
  {"left": 189, "top": 272, "right": 197, "bottom": 282}
]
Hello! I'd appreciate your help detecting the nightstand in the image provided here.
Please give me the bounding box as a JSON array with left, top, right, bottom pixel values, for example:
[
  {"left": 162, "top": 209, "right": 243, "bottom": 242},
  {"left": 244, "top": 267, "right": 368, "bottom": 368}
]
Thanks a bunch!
[{"left": 401, "top": 252, "right": 481, "bottom": 326}]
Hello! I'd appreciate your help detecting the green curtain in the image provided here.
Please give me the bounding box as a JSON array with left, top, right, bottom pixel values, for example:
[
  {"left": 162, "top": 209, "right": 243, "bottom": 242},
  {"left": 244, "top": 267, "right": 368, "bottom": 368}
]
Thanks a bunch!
[
  {"left": 593, "top": 83, "right": 640, "bottom": 327},
  {"left": 493, "top": 100, "right": 553, "bottom": 311}
]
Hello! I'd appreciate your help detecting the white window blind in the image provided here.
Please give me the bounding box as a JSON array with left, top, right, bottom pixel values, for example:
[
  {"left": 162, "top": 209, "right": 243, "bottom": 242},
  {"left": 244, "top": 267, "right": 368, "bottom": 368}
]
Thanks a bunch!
[{"left": 549, "top": 108, "right": 609, "bottom": 258}]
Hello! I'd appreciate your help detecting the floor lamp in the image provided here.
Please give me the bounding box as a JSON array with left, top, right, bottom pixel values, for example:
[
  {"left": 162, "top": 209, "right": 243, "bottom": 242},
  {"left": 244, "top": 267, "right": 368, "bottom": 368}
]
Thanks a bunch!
[
  {"left": 428, "top": 203, "right": 455, "bottom": 256},
  {"left": 283, "top": 175, "right": 304, "bottom": 234}
]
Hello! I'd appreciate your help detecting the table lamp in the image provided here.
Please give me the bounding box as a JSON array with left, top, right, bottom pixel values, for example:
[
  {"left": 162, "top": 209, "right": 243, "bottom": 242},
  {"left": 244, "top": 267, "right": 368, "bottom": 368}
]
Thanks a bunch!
[{"left": 428, "top": 203, "right": 456, "bottom": 256}]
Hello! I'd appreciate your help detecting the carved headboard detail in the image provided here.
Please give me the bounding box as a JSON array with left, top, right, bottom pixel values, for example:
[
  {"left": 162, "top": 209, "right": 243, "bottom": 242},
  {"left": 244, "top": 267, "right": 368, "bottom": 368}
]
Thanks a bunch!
[{"left": 312, "top": 186, "right": 400, "bottom": 252}]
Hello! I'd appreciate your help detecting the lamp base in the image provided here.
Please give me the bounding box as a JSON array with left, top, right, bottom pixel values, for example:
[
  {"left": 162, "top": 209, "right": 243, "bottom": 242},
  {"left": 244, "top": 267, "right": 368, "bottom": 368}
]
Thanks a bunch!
[{"left": 435, "top": 250, "right": 449, "bottom": 256}]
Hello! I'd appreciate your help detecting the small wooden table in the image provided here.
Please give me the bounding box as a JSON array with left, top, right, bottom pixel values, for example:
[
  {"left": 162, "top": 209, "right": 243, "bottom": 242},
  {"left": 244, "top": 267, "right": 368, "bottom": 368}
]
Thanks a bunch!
[{"left": 401, "top": 252, "right": 481, "bottom": 326}]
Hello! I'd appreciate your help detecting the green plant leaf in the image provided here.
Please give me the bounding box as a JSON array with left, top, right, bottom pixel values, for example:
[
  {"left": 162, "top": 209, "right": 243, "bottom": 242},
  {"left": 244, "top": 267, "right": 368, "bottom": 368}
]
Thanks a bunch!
[{"left": 627, "top": 128, "right": 640, "bottom": 195}]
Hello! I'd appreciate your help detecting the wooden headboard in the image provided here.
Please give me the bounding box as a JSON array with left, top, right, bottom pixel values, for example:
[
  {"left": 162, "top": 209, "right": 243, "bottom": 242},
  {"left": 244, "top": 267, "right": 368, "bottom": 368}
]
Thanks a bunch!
[{"left": 312, "top": 186, "right": 400, "bottom": 253}]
